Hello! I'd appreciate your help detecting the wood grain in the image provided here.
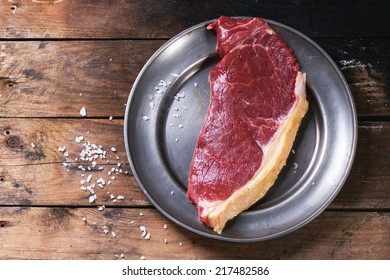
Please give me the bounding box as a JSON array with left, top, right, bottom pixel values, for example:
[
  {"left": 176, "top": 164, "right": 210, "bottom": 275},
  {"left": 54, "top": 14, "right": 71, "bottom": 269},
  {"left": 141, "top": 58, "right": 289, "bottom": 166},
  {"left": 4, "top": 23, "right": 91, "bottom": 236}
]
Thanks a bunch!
[
  {"left": 0, "top": 163, "right": 149, "bottom": 207},
  {"left": 1, "top": 0, "right": 389, "bottom": 39},
  {"left": 0, "top": 40, "right": 160, "bottom": 117},
  {"left": 0, "top": 207, "right": 388, "bottom": 260},
  {"left": 0, "top": 119, "right": 389, "bottom": 209},
  {"left": 1, "top": 40, "right": 389, "bottom": 117},
  {"left": 0, "top": 118, "right": 126, "bottom": 165}
]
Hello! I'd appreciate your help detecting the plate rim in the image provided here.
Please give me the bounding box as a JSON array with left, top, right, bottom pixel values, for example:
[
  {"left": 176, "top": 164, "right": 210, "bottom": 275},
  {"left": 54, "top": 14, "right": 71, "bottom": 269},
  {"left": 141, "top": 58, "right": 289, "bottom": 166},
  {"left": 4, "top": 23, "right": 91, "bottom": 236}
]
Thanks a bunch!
[{"left": 124, "top": 18, "right": 358, "bottom": 242}]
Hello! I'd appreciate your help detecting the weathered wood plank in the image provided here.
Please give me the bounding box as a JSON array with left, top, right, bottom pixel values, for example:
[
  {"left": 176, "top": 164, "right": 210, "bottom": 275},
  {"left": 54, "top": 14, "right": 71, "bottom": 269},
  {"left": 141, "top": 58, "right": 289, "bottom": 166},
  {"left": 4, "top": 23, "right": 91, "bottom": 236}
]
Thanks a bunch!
[
  {"left": 0, "top": 0, "right": 389, "bottom": 39},
  {"left": 330, "top": 122, "right": 390, "bottom": 209},
  {"left": 0, "top": 40, "right": 160, "bottom": 117},
  {"left": 1, "top": 40, "right": 389, "bottom": 117},
  {"left": 0, "top": 163, "right": 149, "bottom": 207},
  {"left": 0, "top": 119, "right": 389, "bottom": 209},
  {"left": 0, "top": 118, "right": 126, "bottom": 165},
  {"left": 0, "top": 207, "right": 388, "bottom": 259}
]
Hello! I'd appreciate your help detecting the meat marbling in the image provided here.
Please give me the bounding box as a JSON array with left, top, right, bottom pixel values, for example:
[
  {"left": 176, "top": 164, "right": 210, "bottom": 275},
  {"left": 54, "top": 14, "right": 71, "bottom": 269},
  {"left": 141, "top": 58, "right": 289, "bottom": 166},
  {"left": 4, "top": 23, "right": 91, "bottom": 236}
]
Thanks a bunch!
[{"left": 187, "top": 16, "right": 308, "bottom": 233}]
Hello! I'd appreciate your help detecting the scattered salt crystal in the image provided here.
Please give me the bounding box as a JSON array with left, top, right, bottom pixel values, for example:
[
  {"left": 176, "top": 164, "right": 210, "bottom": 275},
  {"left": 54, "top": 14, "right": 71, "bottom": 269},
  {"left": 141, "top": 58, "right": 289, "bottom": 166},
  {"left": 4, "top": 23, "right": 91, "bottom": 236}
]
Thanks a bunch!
[
  {"left": 82, "top": 217, "right": 87, "bottom": 222},
  {"left": 141, "top": 230, "right": 147, "bottom": 238},
  {"left": 178, "top": 124, "right": 184, "bottom": 129},
  {"left": 111, "top": 231, "right": 117, "bottom": 238},
  {"left": 139, "top": 226, "right": 146, "bottom": 232},
  {"left": 80, "top": 107, "right": 87, "bottom": 117},
  {"left": 142, "top": 115, "right": 150, "bottom": 121},
  {"left": 111, "top": 147, "right": 117, "bottom": 152},
  {"left": 80, "top": 179, "right": 86, "bottom": 185},
  {"left": 179, "top": 242, "right": 183, "bottom": 246},
  {"left": 139, "top": 212, "right": 144, "bottom": 217},
  {"left": 158, "top": 80, "right": 167, "bottom": 87},
  {"left": 59, "top": 146, "right": 66, "bottom": 152},
  {"left": 292, "top": 149, "right": 296, "bottom": 154},
  {"left": 109, "top": 116, "right": 113, "bottom": 120},
  {"left": 293, "top": 163, "right": 299, "bottom": 170},
  {"left": 149, "top": 102, "right": 155, "bottom": 109},
  {"left": 169, "top": 123, "right": 174, "bottom": 127},
  {"left": 170, "top": 191, "right": 175, "bottom": 195},
  {"left": 164, "top": 239, "right": 168, "bottom": 244},
  {"left": 194, "top": 82, "right": 198, "bottom": 87},
  {"left": 175, "top": 138, "right": 179, "bottom": 142},
  {"left": 75, "top": 136, "right": 84, "bottom": 143},
  {"left": 63, "top": 151, "right": 69, "bottom": 157},
  {"left": 171, "top": 73, "right": 179, "bottom": 77},
  {"left": 140, "top": 256, "right": 146, "bottom": 260},
  {"left": 62, "top": 162, "right": 68, "bottom": 167},
  {"left": 31, "top": 142, "right": 36, "bottom": 148},
  {"left": 145, "top": 232, "right": 151, "bottom": 240},
  {"left": 163, "top": 224, "right": 168, "bottom": 229},
  {"left": 89, "top": 194, "right": 96, "bottom": 203},
  {"left": 117, "top": 196, "right": 124, "bottom": 200},
  {"left": 97, "top": 205, "right": 105, "bottom": 211}
]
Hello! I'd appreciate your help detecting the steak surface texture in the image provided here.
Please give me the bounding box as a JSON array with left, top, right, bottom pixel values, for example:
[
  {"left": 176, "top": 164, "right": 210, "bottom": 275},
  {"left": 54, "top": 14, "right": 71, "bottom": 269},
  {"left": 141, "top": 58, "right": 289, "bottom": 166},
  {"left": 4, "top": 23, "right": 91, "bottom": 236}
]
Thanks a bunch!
[{"left": 187, "top": 16, "right": 308, "bottom": 233}]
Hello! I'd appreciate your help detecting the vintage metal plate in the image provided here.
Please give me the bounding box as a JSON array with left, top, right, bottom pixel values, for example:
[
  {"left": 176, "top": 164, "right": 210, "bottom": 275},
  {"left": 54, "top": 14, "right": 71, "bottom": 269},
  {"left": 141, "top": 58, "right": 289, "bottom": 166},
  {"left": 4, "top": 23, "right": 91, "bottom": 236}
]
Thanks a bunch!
[{"left": 124, "top": 19, "right": 357, "bottom": 242}]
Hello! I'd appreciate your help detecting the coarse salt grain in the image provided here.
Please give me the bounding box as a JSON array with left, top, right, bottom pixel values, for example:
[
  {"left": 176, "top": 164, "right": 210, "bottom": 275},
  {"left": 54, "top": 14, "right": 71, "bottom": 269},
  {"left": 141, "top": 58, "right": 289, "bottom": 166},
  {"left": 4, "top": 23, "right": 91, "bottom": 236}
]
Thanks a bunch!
[
  {"left": 86, "top": 174, "right": 93, "bottom": 183},
  {"left": 111, "top": 147, "right": 117, "bottom": 152},
  {"left": 144, "top": 232, "right": 151, "bottom": 240},
  {"left": 163, "top": 224, "right": 168, "bottom": 229},
  {"left": 75, "top": 136, "right": 84, "bottom": 143},
  {"left": 89, "top": 194, "right": 96, "bottom": 203},
  {"left": 31, "top": 142, "right": 36, "bottom": 148},
  {"left": 80, "top": 107, "right": 87, "bottom": 117},
  {"left": 59, "top": 146, "right": 66, "bottom": 152},
  {"left": 111, "top": 231, "right": 117, "bottom": 238},
  {"left": 140, "top": 256, "right": 146, "bottom": 260},
  {"left": 142, "top": 115, "right": 150, "bottom": 121}
]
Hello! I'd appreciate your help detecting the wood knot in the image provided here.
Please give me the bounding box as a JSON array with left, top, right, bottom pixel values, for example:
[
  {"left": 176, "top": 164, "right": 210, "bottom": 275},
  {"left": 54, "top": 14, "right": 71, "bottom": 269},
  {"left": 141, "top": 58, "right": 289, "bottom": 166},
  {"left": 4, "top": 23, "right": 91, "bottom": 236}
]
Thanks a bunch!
[
  {"left": 0, "top": 176, "right": 5, "bottom": 183},
  {"left": 0, "top": 221, "right": 7, "bottom": 227},
  {"left": 6, "top": 135, "right": 20, "bottom": 148},
  {"left": 10, "top": 5, "right": 17, "bottom": 14}
]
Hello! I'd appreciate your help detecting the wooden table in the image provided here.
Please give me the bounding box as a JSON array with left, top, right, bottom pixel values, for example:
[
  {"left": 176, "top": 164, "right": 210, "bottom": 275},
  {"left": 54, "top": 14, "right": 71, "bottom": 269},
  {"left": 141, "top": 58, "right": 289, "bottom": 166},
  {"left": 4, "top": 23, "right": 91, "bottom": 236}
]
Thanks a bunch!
[{"left": 0, "top": 0, "right": 389, "bottom": 260}]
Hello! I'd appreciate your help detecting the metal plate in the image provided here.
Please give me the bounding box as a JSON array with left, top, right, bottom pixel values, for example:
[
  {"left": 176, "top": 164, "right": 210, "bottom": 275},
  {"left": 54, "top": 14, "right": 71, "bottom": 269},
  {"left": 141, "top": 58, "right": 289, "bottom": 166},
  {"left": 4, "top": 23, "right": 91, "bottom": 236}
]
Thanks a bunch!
[{"left": 124, "top": 19, "right": 357, "bottom": 242}]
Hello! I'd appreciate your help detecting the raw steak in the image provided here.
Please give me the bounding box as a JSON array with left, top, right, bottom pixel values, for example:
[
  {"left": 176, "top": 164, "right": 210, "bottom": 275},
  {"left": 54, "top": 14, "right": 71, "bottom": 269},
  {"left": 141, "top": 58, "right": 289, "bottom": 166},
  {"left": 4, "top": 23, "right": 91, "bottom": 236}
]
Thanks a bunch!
[{"left": 187, "top": 16, "right": 308, "bottom": 233}]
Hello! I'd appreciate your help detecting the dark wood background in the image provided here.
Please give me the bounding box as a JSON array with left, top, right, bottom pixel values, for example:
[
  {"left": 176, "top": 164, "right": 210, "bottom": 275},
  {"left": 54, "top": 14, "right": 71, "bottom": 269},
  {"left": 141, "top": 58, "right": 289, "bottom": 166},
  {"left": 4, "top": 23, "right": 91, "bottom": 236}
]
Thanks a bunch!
[{"left": 0, "top": 0, "right": 389, "bottom": 259}]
